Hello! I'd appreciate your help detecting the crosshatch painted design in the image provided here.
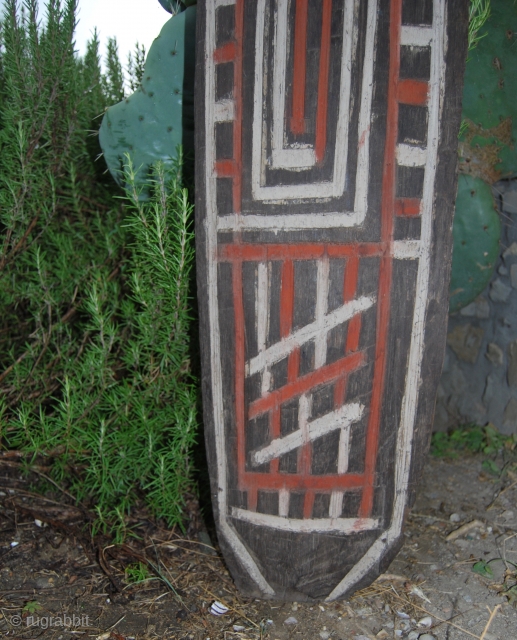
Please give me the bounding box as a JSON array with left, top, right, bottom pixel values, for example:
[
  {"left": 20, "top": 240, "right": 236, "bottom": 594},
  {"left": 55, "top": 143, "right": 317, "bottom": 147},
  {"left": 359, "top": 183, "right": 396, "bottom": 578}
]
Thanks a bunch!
[{"left": 197, "top": 0, "right": 467, "bottom": 600}]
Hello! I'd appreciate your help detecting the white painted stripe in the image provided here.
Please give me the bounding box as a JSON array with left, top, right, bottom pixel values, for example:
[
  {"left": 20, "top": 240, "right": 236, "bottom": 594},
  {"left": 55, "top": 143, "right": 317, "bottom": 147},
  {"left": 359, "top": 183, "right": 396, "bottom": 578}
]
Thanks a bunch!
[
  {"left": 213, "top": 100, "right": 235, "bottom": 122},
  {"left": 396, "top": 143, "right": 428, "bottom": 167},
  {"left": 329, "top": 400, "right": 354, "bottom": 518},
  {"left": 278, "top": 488, "right": 290, "bottom": 517},
  {"left": 270, "top": 0, "right": 316, "bottom": 169},
  {"left": 253, "top": 402, "right": 363, "bottom": 466},
  {"left": 327, "top": 0, "right": 446, "bottom": 601},
  {"left": 231, "top": 509, "right": 379, "bottom": 534},
  {"left": 391, "top": 240, "right": 422, "bottom": 260},
  {"left": 256, "top": 262, "right": 268, "bottom": 354},
  {"left": 353, "top": 0, "right": 379, "bottom": 220},
  {"left": 337, "top": 425, "right": 351, "bottom": 474},
  {"left": 205, "top": 0, "right": 275, "bottom": 597},
  {"left": 251, "top": 0, "right": 359, "bottom": 201},
  {"left": 247, "top": 295, "right": 375, "bottom": 377},
  {"left": 328, "top": 492, "right": 342, "bottom": 519},
  {"left": 298, "top": 393, "right": 310, "bottom": 463},
  {"left": 215, "top": 0, "right": 236, "bottom": 6},
  {"left": 256, "top": 262, "right": 270, "bottom": 396},
  {"left": 314, "top": 257, "right": 330, "bottom": 368},
  {"left": 216, "top": 211, "right": 361, "bottom": 231},
  {"left": 271, "top": 148, "right": 316, "bottom": 170},
  {"left": 400, "top": 25, "right": 433, "bottom": 47}
]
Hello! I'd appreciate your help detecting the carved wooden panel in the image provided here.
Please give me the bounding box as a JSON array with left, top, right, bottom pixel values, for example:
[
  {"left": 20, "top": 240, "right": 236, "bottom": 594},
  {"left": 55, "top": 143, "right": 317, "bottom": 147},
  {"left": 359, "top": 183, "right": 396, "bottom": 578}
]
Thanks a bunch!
[{"left": 195, "top": 0, "right": 468, "bottom": 600}]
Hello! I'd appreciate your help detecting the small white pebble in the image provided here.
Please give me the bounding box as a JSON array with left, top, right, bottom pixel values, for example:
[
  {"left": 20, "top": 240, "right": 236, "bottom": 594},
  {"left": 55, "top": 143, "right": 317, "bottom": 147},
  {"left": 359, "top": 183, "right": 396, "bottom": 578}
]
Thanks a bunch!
[
  {"left": 106, "top": 598, "right": 111, "bottom": 604},
  {"left": 449, "top": 513, "right": 461, "bottom": 523},
  {"left": 395, "top": 631, "right": 403, "bottom": 638},
  {"left": 396, "top": 610, "right": 410, "bottom": 619},
  {"left": 418, "top": 635, "right": 436, "bottom": 640},
  {"left": 408, "top": 632, "right": 419, "bottom": 640},
  {"left": 34, "top": 519, "right": 43, "bottom": 527},
  {"left": 233, "top": 625, "right": 245, "bottom": 632},
  {"left": 319, "top": 632, "right": 330, "bottom": 640},
  {"left": 417, "top": 616, "right": 432, "bottom": 628},
  {"left": 10, "top": 541, "right": 19, "bottom": 548},
  {"left": 284, "top": 617, "right": 298, "bottom": 625},
  {"left": 319, "top": 605, "right": 325, "bottom": 611}
]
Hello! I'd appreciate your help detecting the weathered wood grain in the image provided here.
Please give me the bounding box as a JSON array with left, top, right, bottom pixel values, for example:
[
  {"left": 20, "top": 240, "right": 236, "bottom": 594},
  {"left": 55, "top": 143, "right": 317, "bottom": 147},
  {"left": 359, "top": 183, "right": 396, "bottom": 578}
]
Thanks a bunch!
[{"left": 195, "top": 0, "right": 469, "bottom": 601}]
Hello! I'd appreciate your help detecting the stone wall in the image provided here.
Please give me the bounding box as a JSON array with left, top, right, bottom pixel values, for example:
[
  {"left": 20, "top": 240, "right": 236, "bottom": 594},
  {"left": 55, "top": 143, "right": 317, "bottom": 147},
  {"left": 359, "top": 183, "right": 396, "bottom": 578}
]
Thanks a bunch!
[{"left": 435, "top": 178, "right": 517, "bottom": 435}]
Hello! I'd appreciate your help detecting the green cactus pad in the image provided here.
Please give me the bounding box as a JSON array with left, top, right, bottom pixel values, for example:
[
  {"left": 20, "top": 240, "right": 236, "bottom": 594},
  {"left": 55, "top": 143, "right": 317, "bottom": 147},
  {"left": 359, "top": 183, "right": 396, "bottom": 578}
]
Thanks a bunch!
[
  {"left": 99, "top": 6, "right": 196, "bottom": 192},
  {"left": 449, "top": 175, "right": 500, "bottom": 314},
  {"left": 459, "top": 0, "right": 517, "bottom": 181}
]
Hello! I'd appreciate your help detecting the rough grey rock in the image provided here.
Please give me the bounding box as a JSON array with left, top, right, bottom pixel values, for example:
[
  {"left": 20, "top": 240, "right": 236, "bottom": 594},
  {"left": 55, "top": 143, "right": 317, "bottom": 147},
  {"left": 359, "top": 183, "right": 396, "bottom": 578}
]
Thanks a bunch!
[
  {"left": 498, "top": 264, "right": 509, "bottom": 275},
  {"left": 486, "top": 342, "right": 504, "bottom": 365},
  {"left": 503, "top": 241, "right": 517, "bottom": 259},
  {"left": 447, "top": 324, "right": 484, "bottom": 363},
  {"left": 449, "top": 364, "right": 467, "bottom": 394},
  {"left": 511, "top": 263, "right": 517, "bottom": 289},
  {"left": 503, "top": 398, "right": 517, "bottom": 432},
  {"left": 509, "top": 340, "right": 517, "bottom": 388},
  {"left": 502, "top": 189, "right": 517, "bottom": 215},
  {"left": 489, "top": 278, "right": 512, "bottom": 303},
  {"left": 459, "top": 295, "right": 490, "bottom": 318}
]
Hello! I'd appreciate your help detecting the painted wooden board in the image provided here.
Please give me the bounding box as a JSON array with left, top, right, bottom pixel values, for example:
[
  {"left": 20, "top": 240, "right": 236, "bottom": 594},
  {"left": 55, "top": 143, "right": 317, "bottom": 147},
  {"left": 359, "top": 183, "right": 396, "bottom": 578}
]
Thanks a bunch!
[{"left": 195, "top": 0, "right": 468, "bottom": 601}]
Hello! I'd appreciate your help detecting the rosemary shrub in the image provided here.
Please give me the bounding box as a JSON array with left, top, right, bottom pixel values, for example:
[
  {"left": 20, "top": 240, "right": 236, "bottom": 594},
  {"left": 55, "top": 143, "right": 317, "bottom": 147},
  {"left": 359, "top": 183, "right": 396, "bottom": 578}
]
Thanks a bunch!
[{"left": 0, "top": 0, "right": 198, "bottom": 540}]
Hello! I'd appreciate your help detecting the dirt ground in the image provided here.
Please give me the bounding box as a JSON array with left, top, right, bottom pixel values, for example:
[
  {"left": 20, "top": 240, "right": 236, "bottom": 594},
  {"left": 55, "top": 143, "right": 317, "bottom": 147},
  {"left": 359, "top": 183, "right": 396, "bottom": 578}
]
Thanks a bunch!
[{"left": 1, "top": 453, "right": 516, "bottom": 640}]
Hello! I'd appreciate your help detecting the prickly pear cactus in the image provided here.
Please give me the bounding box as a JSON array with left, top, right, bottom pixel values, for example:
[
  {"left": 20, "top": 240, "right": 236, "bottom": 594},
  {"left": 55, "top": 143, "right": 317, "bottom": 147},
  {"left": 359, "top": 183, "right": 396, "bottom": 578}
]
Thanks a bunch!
[
  {"left": 459, "top": 0, "right": 517, "bottom": 183},
  {"left": 451, "top": 0, "right": 517, "bottom": 311},
  {"left": 449, "top": 175, "right": 501, "bottom": 313},
  {"left": 99, "top": 5, "right": 196, "bottom": 191}
]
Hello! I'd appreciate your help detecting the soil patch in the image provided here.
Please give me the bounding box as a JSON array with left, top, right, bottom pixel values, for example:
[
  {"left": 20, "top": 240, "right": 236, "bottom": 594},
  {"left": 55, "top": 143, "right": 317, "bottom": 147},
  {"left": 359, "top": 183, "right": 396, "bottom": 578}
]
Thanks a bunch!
[{"left": 1, "top": 454, "right": 516, "bottom": 639}]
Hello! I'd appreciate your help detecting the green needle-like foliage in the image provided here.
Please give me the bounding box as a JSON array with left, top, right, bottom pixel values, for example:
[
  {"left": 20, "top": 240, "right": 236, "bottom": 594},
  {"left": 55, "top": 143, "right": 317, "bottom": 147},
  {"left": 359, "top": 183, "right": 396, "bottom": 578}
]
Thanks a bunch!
[{"left": 0, "top": 0, "right": 198, "bottom": 540}]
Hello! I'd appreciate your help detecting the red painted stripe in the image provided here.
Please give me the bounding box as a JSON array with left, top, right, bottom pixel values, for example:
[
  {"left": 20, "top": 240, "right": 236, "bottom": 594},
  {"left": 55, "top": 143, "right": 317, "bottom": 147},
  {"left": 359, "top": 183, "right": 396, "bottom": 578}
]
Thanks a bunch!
[
  {"left": 346, "top": 316, "right": 362, "bottom": 354},
  {"left": 280, "top": 260, "right": 295, "bottom": 338},
  {"left": 333, "top": 375, "right": 347, "bottom": 408},
  {"left": 233, "top": 0, "right": 244, "bottom": 212},
  {"left": 359, "top": 0, "right": 401, "bottom": 518},
  {"left": 303, "top": 491, "right": 315, "bottom": 518},
  {"left": 395, "top": 197, "right": 421, "bottom": 217},
  {"left": 242, "top": 472, "right": 365, "bottom": 492},
  {"left": 290, "top": 0, "right": 309, "bottom": 135},
  {"left": 213, "top": 41, "right": 237, "bottom": 64},
  {"left": 219, "top": 242, "right": 386, "bottom": 262},
  {"left": 397, "top": 79, "right": 428, "bottom": 106},
  {"left": 215, "top": 159, "right": 237, "bottom": 178},
  {"left": 288, "top": 348, "right": 300, "bottom": 383},
  {"left": 249, "top": 351, "right": 365, "bottom": 419},
  {"left": 343, "top": 256, "right": 359, "bottom": 303},
  {"left": 232, "top": 261, "right": 247, "bottom": 482},
  {"left": 314, "top": 0, "right": 332, "bottom": 163}
]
